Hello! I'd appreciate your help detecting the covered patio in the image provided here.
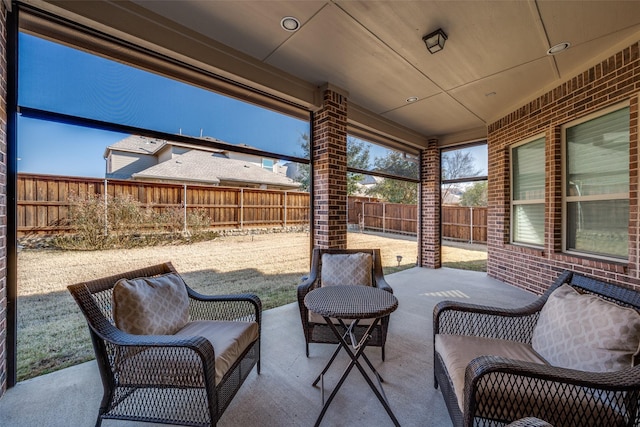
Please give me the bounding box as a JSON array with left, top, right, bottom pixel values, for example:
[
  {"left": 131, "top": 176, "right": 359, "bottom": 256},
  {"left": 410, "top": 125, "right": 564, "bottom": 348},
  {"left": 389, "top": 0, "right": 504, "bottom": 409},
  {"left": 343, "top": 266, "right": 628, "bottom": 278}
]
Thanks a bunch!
[
  {"left": 0, "top": 267, "right": 536, "bottom": 427},
  {"left": 1, "top": 2, "right": 640, "bottom": 421}
]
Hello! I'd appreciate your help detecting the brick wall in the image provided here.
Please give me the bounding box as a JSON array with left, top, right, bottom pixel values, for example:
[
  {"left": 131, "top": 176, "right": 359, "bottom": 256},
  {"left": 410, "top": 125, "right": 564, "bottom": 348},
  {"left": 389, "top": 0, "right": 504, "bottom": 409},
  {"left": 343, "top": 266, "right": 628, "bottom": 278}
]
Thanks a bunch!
[
  {"left": 487, "top": 41, "right": 640, "bottom": 294},
  {"left": 418, "top": 139, "right": 441, "bottom": 268},
  {"left": 0, "top": 0, "right": 7, "bottom": 397},
  {"left": 312, "top": 87, "right": 348, "bottom": 249}
]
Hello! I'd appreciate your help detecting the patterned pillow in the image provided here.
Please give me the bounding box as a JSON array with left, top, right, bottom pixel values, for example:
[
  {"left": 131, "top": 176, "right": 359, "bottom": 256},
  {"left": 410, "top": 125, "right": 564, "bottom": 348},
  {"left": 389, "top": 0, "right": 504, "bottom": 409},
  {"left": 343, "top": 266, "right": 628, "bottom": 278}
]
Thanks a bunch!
[
  {"left": 531, "top": 283, "right": 640, "bottom": 372},
  {"left": 113, "top": 272, "right": 190, "bottom": 335},
  {"left": 320, "top": 253, "right": 373, "bottom": 287}
]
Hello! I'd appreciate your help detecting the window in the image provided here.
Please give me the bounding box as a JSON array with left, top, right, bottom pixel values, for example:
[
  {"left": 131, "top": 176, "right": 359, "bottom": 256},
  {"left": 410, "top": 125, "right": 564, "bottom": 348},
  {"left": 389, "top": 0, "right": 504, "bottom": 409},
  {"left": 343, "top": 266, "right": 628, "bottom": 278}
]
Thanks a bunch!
[
  {"left": 563, "top": 105, "right": 630, "bottom": 259},
  {"left": 440, "top": 143, "right": 488, "bottom": 205},
  {"left": 15, "top": 24, "right": 312, "bottom": 384},
  {"left": 511, "top": 137, "right": 545, "bottom": 246},
  {"left": 439, "top": 143, "right": 488, "bottom": 245},
  {"left": 262, "top": 159, "right": 274, "bottom": 171}
]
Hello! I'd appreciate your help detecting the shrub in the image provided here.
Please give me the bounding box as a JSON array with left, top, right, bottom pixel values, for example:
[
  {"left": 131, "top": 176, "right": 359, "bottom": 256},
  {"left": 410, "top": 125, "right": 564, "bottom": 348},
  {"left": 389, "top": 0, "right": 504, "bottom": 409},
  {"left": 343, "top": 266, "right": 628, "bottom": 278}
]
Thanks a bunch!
[{"left": 54, "top": 192, "right": 215, "bottom": 250}]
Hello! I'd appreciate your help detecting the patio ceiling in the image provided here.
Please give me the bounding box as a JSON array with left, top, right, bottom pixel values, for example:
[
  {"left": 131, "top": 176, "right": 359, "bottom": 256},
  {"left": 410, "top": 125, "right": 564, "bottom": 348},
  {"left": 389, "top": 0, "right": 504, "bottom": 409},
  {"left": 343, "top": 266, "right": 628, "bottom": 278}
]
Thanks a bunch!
[{"left": 38, "top": 1, "right": 640, "bottom": 148}]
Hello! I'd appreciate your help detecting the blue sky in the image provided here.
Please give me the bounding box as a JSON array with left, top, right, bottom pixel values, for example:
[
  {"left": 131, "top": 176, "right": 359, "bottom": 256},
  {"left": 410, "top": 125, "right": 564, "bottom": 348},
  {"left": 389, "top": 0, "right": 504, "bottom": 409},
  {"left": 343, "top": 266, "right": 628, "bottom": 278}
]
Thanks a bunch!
[
  {"left": 18, "top": 33, "right": 310, "bottom": 177},
  {"left": 17, "top": 33, "right": 485, "bottom": 179}
]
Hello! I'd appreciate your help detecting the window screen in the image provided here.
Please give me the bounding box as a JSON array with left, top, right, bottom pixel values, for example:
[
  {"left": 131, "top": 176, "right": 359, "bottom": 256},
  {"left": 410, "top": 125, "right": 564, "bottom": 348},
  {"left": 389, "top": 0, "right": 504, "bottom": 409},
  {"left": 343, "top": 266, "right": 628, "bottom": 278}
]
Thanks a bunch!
[
  {"left": 564, "top": 106, "right": 629, "bottom": 259},
  {"left": 511, "top": 137, "right": 545, "bottom": 246}
]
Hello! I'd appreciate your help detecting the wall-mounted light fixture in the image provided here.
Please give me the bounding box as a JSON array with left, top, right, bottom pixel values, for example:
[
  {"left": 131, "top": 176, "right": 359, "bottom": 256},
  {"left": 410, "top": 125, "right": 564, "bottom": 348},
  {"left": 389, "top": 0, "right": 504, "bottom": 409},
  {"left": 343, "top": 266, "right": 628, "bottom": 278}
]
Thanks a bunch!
[{"left": 423, "top": 28, "right": 447, "bottom": 54}]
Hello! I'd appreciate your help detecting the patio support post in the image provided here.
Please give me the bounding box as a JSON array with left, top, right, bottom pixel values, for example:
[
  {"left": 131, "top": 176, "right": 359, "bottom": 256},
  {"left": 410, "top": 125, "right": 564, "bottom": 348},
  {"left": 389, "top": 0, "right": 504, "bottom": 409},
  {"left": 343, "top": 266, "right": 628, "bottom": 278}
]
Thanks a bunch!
[
  {"left": 2, "top": 0, "right": 13, "bottom": 397},
  {"left": 312, "top": 84, "right": 348, "bottom": 249},
  {"left": 418, "top": 139, "right": 442, "bottom": 268}
]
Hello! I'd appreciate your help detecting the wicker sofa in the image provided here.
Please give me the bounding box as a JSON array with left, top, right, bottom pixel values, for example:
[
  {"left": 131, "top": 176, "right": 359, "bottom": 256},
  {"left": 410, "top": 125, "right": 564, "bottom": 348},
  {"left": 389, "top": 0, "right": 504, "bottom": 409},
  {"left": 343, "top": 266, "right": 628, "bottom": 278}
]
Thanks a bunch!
[
  {"left": 433, "top": 270, "right": 640, "bottom": 427},
  {"left": 68, "top": 262, "right": 261, "bottom": 427}
]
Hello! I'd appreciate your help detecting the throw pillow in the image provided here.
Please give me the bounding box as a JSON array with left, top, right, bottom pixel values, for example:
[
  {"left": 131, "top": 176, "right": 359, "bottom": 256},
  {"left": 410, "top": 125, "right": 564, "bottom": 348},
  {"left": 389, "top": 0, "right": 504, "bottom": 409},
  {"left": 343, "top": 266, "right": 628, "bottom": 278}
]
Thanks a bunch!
[
  {"left": 531, "top": 283, "right": 640, "bottom": 372},
  {"left": 320, "top": 253, "right": 373, "bottom": 287},
  {"left": 113, "top": 272, "right": 190, "bottom": 335}
]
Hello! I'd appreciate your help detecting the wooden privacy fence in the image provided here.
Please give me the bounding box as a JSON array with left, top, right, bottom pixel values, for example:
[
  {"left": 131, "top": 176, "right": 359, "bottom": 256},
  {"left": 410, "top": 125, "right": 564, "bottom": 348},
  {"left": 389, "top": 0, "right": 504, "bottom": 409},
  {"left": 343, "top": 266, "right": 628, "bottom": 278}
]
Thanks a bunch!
[
  {"left": 17, "top": 173, "right": 310, "bottom": 236},
  {"left": 349, "top": 198, "right": 418, "bottom": 235},
  {"left": 348, "top": 197, "right": 487, "bottom": 243},
  {"left": 17, "top": 173, "right": 488, "bottom": 242},
  {"left": 441, "top": 205, "right": 488, "bottom": 243}
]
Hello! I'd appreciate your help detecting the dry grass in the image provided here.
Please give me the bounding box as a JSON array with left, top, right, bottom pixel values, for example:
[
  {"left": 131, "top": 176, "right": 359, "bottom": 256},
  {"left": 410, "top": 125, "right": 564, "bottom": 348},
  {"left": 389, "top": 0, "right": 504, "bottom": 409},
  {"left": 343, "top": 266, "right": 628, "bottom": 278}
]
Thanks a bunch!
[{"left": 16, "top": 231, "right": 486, "bottom": 380}]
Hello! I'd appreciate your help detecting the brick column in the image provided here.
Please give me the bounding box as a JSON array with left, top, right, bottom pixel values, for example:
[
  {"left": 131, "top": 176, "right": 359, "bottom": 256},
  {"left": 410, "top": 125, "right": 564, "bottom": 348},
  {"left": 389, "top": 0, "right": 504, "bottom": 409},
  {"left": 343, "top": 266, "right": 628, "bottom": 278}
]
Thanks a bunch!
[
  {"left": 418, "top": 139, "right": 441, "bottom": 268},
  {"left": 312, "top": 85, "right": 348, "bottom": 249}
]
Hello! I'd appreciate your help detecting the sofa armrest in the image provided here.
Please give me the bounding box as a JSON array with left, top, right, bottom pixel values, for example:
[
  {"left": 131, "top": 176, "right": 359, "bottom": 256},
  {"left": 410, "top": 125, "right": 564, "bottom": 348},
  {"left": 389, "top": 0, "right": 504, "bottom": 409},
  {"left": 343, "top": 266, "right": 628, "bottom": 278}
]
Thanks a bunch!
[
  {"left": 433, "top": 299, "right": 544, "bottom": 343},
  {"left": 92, "top": 326, "right": 218, "bottom": 388},
  {"left": 464, "top": 355, "right": 640, "bottom": 427},
  {"left": 186, "top": 289, "right": 262, "bottom": 323}
]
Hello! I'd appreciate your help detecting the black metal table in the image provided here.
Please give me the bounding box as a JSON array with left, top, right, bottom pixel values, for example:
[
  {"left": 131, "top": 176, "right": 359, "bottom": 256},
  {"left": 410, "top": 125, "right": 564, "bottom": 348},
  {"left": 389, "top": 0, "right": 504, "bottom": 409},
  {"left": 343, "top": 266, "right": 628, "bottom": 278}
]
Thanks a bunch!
[{"left": 304, "top": 285, "right": 400, "bottom": 427}]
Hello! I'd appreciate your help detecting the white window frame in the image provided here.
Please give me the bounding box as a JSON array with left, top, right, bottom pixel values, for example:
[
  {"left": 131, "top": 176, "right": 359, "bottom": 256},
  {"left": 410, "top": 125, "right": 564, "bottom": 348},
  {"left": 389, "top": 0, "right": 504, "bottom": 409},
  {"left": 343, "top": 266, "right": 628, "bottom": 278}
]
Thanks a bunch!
[
  {"left": 561, "top": 101, "right": 630, "bottom": 261},
  {"left": 510, "top": 134, "right": 545, "bottom": 247}
]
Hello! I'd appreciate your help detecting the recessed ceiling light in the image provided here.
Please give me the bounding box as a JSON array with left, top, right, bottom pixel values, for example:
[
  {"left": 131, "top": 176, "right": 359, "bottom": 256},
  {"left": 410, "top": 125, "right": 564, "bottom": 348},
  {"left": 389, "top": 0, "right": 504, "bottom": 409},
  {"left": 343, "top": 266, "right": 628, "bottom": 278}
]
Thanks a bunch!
[
  {"left": 406, "top": 96, "right": 419, "bottom": 103},
  {"left": 547, "top": 42, "right": 571, "bottom": 55},
  {"left": 281, "top": 16, "right": 300, "bottom": 32}
]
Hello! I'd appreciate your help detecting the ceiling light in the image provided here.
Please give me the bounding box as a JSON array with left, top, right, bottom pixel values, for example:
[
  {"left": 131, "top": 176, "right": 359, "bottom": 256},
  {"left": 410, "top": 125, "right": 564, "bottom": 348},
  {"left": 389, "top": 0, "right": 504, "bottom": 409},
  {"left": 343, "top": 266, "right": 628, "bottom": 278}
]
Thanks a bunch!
[
  {"left": 422, "top": 28, "right": 447, "bottom": 54},
  {"left": 281, "top": 16, "right": 300, "bottom": 32},
  {"left": 406, "top": 96, "right": 419, "bottom": 103},
  {"left": 547, "top": 42, "right": 570, "bottom": 55}
]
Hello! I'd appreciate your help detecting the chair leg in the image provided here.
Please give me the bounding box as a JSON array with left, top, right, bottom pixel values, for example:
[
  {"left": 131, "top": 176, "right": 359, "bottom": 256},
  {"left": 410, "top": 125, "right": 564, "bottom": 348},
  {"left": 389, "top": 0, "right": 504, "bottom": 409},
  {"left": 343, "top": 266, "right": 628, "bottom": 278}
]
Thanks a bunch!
[
  {"left": 381, "top": 345, "right": 385, "bottom": 361},
  {"left": 306, "top": 342, "right": 309, "bottom": 357}
]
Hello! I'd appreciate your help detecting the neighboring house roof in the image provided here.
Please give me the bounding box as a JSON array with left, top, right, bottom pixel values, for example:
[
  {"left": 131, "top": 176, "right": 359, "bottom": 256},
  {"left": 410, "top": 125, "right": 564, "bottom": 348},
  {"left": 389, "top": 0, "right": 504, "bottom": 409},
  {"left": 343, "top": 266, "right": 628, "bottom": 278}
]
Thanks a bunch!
[
  {"left": 104, "top": 135, "right": 226, "bottom": 158},
  {"left": 103, "top": 135, "right": 168, "bottom": 157},
  {"left": 132, "top": 150, "right": 300, "bottom": 189}
]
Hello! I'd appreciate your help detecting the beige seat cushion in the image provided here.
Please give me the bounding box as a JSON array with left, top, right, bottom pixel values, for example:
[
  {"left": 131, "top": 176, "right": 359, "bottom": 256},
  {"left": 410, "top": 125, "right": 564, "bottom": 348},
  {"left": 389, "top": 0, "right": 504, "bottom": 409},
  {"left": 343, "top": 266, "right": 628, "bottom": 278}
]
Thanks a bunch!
[
  {"left": 116, "top": 320, "right": 259, "bottom": 385},
  {"left": 436, "top": 334, "right": 625, "bottom": 425},
  {"left": 113, "top": 272, "right": 189, "bottom": 335},
  {"left": 532, "top": 284, "right": 640, "bottom": 372},
  {"left": 435, "top": 334, "right": 548, "bottom": 410}
]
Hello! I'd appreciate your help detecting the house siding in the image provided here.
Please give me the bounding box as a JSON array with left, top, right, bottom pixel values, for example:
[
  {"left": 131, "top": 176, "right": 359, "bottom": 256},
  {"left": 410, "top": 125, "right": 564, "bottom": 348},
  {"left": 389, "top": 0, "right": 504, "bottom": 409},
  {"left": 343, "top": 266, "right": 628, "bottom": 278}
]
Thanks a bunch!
[
  {"left": 157, "top": 145, "right": 189, "bottom": 163},
  {"left": 487, "top": 40, "right": 640, "bottom": 294},
  {"left": 108, "top": 152, "right": 157, "bottom": 179}
]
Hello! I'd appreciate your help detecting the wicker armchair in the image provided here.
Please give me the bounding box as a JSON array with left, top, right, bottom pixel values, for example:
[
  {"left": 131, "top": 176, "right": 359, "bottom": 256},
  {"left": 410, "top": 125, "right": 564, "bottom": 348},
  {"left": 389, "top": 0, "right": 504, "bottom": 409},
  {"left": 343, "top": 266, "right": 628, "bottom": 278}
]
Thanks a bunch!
[
  {"left": 433, "top": 270, "right": 640, "bottom": 427},
  {"left": 297, "top": 248, "right": 392, "bottom": 360},
  {"left": 67, "top": 262, "right": 261, "bottom": 427}
]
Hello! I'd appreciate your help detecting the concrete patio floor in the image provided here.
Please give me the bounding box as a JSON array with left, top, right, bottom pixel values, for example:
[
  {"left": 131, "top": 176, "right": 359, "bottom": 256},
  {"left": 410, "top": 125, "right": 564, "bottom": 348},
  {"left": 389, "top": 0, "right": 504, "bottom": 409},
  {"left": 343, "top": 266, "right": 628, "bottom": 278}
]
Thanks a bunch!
[{"left": 0, "top": 267, "right": 538, "bottom": 427}]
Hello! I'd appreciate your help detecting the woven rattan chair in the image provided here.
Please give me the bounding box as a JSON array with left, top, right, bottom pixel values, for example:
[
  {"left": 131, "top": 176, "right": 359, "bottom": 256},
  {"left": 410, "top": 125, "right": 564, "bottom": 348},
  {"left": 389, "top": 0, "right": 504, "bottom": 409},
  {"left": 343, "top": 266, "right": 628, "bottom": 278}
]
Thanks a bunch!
[
  {"left": 67, "top": 262, "right": 261, "bottom": 427},
  {"left": 297, "top": 248, "right": 392, "bottom": 360},
  {"left": 433, "top": 270, "right": 640, "bottom": 427}
]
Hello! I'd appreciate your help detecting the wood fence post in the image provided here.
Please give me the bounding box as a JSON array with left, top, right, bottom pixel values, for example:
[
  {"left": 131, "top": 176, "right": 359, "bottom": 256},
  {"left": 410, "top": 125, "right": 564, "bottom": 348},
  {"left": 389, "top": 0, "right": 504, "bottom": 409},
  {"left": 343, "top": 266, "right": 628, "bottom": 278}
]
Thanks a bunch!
[
  {"left": 383, "top": 202, "right": 386, "bottom": 233},
  {"left": 284, "top": 191, "right": 287, "bottom": 227},
  {"left": 470, "top": 206, "right": 474, "bottom": 244},
  {"left": 103, "top": 178, "right": 108, "bottom": 236},
  {"left": 183, "top": 184, "right": 187, "bottom": 234},
  {"left": 240, "top": 188, "right": 244, "bottom": 229}
]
